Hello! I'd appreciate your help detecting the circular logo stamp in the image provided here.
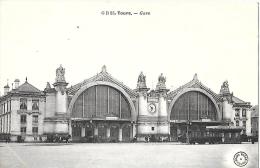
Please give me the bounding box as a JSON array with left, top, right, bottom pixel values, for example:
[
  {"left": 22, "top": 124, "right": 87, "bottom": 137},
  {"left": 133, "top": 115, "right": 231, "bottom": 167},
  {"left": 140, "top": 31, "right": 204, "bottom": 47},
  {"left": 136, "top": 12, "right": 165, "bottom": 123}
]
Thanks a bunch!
[{"left": 233, "top": 151, "right": 248, "bottom": 167}]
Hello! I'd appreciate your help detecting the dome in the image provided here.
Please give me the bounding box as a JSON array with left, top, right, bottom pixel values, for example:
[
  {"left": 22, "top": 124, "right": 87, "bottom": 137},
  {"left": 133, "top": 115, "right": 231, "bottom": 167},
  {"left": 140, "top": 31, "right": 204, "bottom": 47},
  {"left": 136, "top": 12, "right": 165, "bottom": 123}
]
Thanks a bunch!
[{"left": 4, "top": 84, "right": 10, "bottom": 88}]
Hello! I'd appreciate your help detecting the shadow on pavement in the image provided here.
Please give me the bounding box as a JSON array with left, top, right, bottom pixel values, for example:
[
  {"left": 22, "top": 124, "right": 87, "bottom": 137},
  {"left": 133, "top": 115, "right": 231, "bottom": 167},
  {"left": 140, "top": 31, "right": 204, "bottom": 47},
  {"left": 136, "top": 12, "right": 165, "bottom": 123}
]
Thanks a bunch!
[{"left": 23, "top": 143, "right": 73, "bottom": 146}]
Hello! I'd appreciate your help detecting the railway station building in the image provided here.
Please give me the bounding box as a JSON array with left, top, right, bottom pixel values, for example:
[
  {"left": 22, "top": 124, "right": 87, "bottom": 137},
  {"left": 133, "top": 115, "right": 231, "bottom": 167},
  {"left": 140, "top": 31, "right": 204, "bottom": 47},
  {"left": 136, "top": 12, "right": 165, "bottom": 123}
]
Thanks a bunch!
[{"left": 0, "top": 65, "right": 253, "bottom": 142}]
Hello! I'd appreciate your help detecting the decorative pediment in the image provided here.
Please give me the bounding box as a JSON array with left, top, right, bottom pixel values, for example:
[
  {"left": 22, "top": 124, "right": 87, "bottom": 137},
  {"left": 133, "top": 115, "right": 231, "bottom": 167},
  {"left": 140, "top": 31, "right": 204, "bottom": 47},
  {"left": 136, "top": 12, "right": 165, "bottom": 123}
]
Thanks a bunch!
[
  {"left": 189, "top": 83, "right": 201, "bottom": 89},
  {"left": 67, "top": 65, "right": 137, "bottom": 98},
  {"left": 167, "top": 74, "right": 221, "bottom": 102}
]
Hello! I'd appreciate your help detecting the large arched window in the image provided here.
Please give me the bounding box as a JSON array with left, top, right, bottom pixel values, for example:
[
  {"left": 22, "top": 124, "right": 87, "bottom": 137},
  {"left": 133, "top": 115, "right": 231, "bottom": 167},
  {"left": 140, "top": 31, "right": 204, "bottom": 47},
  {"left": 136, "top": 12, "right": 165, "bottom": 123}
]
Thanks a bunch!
[
  {"left": 170, "top": 91, "right": 217, "bottom": 121},
  {"left": 72, "top": 85, "right": 131, "bottom": 119}
]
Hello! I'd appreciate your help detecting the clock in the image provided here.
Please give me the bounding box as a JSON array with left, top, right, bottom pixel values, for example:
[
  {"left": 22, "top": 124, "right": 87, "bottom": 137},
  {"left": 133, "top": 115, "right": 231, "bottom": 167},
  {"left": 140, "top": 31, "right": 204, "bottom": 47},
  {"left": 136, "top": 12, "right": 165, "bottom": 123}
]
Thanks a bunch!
[{"left": 148, "top": 103, "right": 156, "bottom": 113}]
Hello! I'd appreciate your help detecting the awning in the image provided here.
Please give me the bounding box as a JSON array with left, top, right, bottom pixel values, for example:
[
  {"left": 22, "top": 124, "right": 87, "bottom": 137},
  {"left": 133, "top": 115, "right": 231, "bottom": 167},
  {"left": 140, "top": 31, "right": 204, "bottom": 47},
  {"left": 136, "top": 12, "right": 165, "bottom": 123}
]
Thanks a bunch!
[{"left": 206, "top": 125, "right": 245, "bottom": 131}]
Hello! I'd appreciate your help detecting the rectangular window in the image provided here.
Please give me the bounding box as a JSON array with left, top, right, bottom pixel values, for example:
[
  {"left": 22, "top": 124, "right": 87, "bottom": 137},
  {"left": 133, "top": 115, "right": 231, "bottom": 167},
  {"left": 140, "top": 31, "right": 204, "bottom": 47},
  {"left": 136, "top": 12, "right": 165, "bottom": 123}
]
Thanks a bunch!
[
  {"left": 32, "top": 115, "right": 38, "bottom": 123},
  {"left": 21, "top": 127, "right": 26, "bottom": 134},
  {"left": 243, "top": 121, "right": 246, "bottom": 127},
  {"left": 0, "top": 104, "right": 2, "bottom": 115},
  {"left": 20, "top": 115, "right": 27, "bottom": 123},
  {"left": 20, "top": 98, "right": 27, "bottom": 110},
  {"left": 72, "top": 127, "right": 81, "bottom": 136},
  {"left": 32, "top": 127, "right": 38, "bottom": 134},
  {"left": 235, "top": 112, "right": 239, "bottom": 117},
  {"left": 151, "top": 127, "right": 155, "bottom": 131},
  {"left": 3, "top": 103, "right": 5, "bottom": 113},
  {"left": 32, "top": 100, "right": 39, "bottom": 110},
  {"left": 236, "top": 121, "right": 239, "bottom": 126},
  {"left": 242, "top": 109, "right": 246, "bottom": 117}
]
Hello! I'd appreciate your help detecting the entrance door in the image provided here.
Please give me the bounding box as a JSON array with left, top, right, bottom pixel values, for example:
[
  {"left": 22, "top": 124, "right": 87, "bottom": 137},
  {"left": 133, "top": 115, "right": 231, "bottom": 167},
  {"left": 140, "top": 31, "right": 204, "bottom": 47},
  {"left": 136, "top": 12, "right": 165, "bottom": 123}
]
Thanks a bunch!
[
  {"left": 85, "top": 127, "right": 93, "bottom": 137},
  {"left": 110, "top": 125, "right": 119, "bottom": 142},
  {"left": 122, "top": 125, "right": 131, "bottom": 142},
  {"left": 170, "top": 124, "right": 178, "bottom": 141},
  {"left": 98, "top": 124, "right": 106, "bottom": 142}
]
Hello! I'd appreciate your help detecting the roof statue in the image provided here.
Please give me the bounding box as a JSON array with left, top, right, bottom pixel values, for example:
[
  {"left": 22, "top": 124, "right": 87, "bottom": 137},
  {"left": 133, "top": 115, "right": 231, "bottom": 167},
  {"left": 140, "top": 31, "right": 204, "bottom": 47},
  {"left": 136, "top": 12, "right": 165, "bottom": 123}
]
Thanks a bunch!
[
  {"left": 156, "top": 73, "right": 167, "bottom": 91},
  {"left": 223, "top": 80, "right": 229, "bottom": 88},
  {"left": 55, "top": 64, "right": 66, "bottom": 83},
  {"left": 158, "top": 73, "right": 166, "bottom": 84},
  {"left": 138, "top": 72, "right": 146, "bottom": 83},
  {"left": 136, "top": 71, "right": 147, "bottom": 89},
  {"left": 220, "top": 80, "right": 230, "bottom": 95}
]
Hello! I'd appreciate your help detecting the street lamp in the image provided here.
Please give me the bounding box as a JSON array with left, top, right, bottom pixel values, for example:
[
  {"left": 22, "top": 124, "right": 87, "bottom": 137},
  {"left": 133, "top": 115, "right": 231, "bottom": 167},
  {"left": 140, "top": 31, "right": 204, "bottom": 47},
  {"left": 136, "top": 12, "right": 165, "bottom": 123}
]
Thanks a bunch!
[{"left": 186, "top": 120, "right": 192, "bottom": 144}]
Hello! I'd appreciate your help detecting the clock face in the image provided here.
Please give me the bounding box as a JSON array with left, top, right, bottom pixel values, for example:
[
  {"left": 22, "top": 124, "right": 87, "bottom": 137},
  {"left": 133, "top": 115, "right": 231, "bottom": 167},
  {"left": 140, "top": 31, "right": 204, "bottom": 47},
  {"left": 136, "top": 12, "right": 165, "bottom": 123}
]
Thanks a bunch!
[{"left": 148, "top": 103, "right": 156, "bottom": 113}]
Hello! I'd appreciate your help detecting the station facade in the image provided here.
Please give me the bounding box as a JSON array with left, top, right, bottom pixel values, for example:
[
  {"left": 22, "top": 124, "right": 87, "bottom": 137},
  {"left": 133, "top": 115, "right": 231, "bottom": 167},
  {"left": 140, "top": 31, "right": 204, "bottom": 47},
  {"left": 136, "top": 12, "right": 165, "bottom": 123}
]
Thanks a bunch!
[{"left": 0, "top": 65, "right": 253, "bottom": 142}]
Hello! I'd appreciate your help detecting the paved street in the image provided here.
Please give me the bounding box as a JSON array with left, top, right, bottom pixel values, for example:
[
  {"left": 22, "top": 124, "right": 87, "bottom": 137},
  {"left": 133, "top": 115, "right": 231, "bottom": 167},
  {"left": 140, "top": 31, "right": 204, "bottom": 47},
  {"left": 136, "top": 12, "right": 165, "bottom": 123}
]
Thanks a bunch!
[{"left": 0, "top": 143, "right": 258, "bottom": 168}]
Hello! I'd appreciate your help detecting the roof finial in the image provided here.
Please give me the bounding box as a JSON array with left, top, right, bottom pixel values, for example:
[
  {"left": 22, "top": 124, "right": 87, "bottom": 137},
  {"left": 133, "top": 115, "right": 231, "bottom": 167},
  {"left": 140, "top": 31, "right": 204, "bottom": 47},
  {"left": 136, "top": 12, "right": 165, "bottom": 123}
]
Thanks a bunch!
[
  {"left": 26, "top": 77, "right": 28, "bottom": 82},
  {"left": 102, "top": 65, "right": 107, "bottom": 73},
  {"left": 193, "top": 73, "right": 198, "bottom": 81}
]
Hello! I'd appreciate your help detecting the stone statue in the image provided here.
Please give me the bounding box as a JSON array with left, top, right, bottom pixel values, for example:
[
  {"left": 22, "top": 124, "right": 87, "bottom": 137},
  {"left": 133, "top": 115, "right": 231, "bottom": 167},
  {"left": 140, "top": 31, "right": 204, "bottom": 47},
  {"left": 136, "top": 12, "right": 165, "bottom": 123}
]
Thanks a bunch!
[
  {"left": 136, "top": 72, "right": 147, "bottom": 89},
  {"left": 158, "top": 73, "right": 166, "bottom": 84},
  {"left": 155, "top": 73, "right": 167, "bottom": 91},
  {"left": 220, "top": 80, "right": 230, "bottom": 95},
  {"left": 138, "top": 72, "right": 146, "bottom": 83},
  {"left": 56, "top": 65, "right": 66, "bottom": 82},
  {"left": 223, "top": 80, "right": 229, "bottom": 88}
]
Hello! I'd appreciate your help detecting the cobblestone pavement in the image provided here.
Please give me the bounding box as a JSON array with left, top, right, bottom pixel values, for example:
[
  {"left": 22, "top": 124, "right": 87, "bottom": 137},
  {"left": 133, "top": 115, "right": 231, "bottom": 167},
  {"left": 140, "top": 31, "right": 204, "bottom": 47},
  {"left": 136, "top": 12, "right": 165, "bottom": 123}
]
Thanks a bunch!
[{"left": 0, "top": 142, "right": 258, "bottom": 168}]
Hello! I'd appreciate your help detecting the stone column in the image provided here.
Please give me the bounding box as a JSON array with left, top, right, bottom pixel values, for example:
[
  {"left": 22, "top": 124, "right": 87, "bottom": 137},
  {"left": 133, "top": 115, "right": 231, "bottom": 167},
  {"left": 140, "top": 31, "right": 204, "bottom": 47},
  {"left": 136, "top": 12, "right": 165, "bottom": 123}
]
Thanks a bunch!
[
  {"left": 177, "top": 125, "right": 181, "bottom": 135},
  {"left": 222, "top": 98, "right": 231, "bottom": 120},
  {"left": 69, "top": 121, "right": 72, "bottom": 136},
  {"left": 55, "top": 91, "right": 67, "bottom": 114},
  {"left": 138, "top": 91, "right": 149, "bottom": 116},
  {"left": 94, "top": 127, "right": 98, "bottom": 136},
  {"left": 158, "top": 93, "right": 169, "bottom": 135},
  {"left": 246, "top": 108, "right": 252, "bottom": 136},
  {"left": 106, "top": 127, "right": 110, "bottom": 138},
  {"left": 118, "top": 127, "right": 122, "bottom": 141},
  {"left": 136, "top": 91, "right": 148, "bottom": 136},
  {"left": 81, "top": 127, "right": 85, "bottom": 137},
  {"left": 27, "top": 114, "right": 32, "bottom": 135},
  {"left": 132, "top": 124, "right": 135, "bottom": 138}
]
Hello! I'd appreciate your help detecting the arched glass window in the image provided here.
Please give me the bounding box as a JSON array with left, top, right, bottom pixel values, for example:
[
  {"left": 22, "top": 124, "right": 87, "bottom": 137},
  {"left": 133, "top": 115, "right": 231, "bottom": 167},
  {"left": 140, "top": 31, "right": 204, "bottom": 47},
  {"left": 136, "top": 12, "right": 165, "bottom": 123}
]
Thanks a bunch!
[
  {"left": 72, "top": 85, "right": 131, "bottom": 119},
  {"left": 170, "top": 91, "right": 218, "bottom": 121}
]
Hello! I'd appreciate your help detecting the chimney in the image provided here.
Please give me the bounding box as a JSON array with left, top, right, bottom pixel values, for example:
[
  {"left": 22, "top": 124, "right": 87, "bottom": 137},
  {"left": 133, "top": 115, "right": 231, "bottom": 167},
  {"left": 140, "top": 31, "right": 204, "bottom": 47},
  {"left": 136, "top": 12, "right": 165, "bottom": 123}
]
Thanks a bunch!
[
  {"left": 14, "top": 79, "right": 20, "bottom": 89},
  {"left": 4, "top": 84, "right": 10, "bottom": 95}
]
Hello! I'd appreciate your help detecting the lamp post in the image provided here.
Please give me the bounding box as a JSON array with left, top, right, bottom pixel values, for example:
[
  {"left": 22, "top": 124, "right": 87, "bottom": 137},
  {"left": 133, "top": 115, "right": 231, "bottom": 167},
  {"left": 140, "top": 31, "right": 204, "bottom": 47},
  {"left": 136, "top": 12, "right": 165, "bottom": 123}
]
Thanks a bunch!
[{"left": 186, "top": 120, "right": 192, "bottom": 144}]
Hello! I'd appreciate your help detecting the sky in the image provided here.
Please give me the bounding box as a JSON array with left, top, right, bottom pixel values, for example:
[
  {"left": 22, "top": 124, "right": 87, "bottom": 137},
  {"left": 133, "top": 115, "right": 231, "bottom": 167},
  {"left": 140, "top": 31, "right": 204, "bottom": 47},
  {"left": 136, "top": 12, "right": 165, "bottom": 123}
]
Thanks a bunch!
[{"left": 0, "top": 0, "right": 258, "bottom": 105}]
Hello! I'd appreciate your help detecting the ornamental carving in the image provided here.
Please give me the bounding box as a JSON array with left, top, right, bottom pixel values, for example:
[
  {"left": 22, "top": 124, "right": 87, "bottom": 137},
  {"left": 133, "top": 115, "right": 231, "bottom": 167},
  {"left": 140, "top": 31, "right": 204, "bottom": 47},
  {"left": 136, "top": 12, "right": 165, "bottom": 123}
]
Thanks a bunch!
[
  {"left": 220, "top": 80, "right": 230, "bottom": 94},
  {"left": 156, "top": 73, "right": 167, "bottom": 91},
  {"left": 59, "top": 86, "right": 66, "bottom": 95},
  {"left": 158, "top": 73, "right": 166, "bottom": 84},
  {"left": 136, "top": 72, "right": 147, "bottom": 89},
  {"left": 138, "top": 72, "right": 146, "bottom": 83},
  {"left": 56, "top": 65, "right": 66, "bottom": 83}
]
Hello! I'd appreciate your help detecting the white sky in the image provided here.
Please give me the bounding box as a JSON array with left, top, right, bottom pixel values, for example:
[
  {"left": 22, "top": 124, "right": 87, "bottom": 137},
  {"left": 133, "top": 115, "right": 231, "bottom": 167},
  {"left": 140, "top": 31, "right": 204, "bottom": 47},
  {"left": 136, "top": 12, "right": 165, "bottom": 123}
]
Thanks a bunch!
[{"left": 0, "top": 0, "right": 258, "bottom": 105}]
